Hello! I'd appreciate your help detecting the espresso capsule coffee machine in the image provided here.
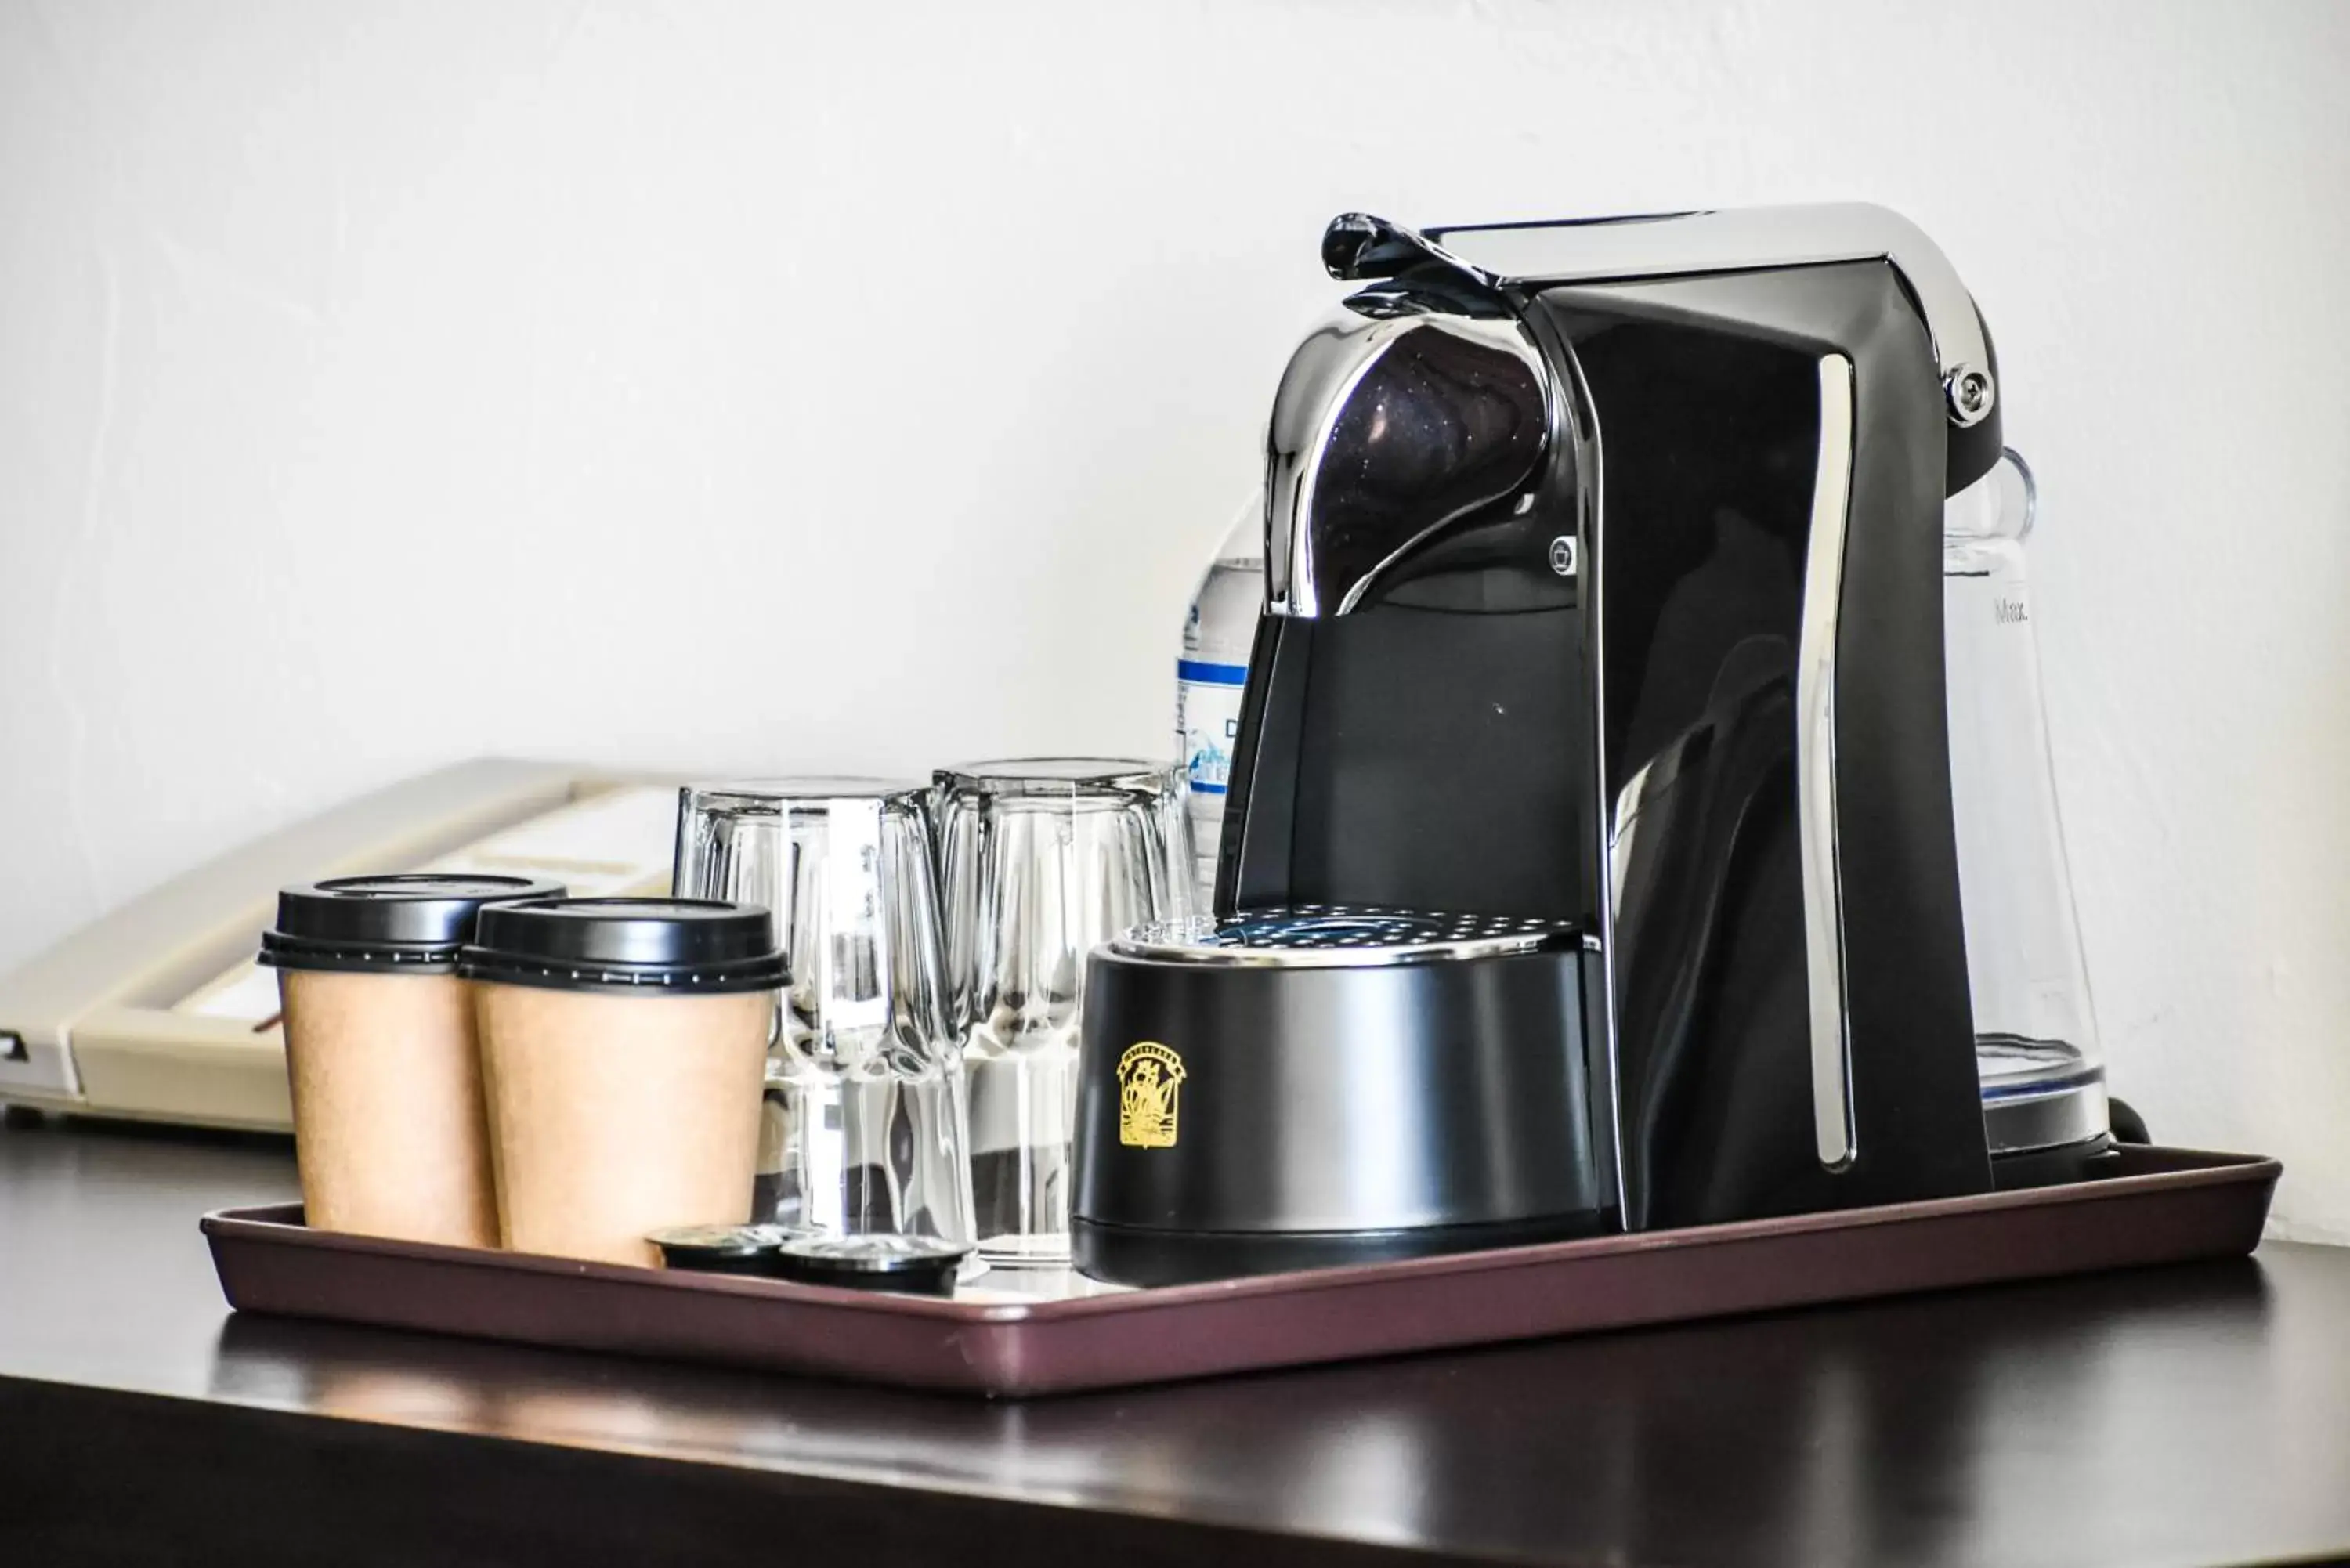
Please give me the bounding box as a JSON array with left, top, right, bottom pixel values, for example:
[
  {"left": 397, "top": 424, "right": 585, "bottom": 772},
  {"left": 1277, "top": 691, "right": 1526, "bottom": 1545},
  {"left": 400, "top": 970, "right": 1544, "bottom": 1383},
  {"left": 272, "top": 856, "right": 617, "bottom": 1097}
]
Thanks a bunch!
[{"left": 1076, "top": 204, "right": 2110, "bottom": 1286}]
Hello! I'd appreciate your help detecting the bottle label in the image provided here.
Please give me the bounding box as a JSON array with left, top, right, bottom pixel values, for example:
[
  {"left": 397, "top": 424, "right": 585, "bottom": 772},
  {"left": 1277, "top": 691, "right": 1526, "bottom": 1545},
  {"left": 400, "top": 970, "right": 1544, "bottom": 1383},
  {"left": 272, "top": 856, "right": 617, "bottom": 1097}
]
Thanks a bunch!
[{"left": 1177, "top": 661, "right": 1248, "bottom": 796}]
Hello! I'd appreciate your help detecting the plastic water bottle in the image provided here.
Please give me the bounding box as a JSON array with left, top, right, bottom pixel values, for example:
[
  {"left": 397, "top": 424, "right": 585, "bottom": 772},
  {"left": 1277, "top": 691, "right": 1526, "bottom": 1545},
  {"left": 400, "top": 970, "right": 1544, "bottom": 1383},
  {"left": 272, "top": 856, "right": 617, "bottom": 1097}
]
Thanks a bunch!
[{"left": 1175, "top": 497, "right": 1265, "bottom": 906}]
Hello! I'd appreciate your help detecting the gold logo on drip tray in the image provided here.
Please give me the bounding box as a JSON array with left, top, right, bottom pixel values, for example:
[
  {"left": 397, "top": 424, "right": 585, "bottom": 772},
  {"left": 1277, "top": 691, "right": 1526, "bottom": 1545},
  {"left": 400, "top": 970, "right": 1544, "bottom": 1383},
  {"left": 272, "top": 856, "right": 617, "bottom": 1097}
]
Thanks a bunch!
[{"left": 1116, "top": 1041, "right": 1187, "bottom": 1150}]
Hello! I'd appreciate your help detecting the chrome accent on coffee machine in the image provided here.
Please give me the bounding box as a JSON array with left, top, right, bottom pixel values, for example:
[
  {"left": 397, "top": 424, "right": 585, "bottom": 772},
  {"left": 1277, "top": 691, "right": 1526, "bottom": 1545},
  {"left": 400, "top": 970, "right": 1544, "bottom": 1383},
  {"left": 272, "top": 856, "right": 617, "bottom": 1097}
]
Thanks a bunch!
[
  {"left": 1075, "top": 201, "right": 2107, "bottom": 1287},
  {"left": 1795, "top": 355, "right": 1859, "bottom": 1170},
  {"left": 1318, "top": 205, "right": 1998, "bottom": 426},
  {"left": 1263, "top": 295, "right": 1552, "bottom": 620}
]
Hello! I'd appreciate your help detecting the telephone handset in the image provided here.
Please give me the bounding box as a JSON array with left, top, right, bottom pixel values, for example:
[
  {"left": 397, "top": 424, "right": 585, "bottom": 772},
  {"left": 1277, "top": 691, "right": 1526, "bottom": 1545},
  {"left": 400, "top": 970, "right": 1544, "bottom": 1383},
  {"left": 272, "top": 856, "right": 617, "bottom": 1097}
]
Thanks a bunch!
[{"left": 0, "top": 759, "right": 678, "bottom": 1132}]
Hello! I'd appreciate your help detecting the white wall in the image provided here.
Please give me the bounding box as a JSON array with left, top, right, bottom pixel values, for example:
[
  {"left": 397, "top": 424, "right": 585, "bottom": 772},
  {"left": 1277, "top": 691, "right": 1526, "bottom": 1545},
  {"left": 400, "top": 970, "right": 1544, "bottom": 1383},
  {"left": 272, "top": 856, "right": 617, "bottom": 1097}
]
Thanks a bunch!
[{"left": 4, "top": 0, "right": 2348, "bottom": 1236}]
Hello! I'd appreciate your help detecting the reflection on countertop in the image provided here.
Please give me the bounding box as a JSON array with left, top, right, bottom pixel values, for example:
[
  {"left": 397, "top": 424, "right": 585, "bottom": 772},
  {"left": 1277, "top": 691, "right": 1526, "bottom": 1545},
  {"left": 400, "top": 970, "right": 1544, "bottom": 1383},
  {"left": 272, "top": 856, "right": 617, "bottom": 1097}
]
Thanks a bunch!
[{"left": 203, "top": 1252, "right": 2319, "bottom": 1566}]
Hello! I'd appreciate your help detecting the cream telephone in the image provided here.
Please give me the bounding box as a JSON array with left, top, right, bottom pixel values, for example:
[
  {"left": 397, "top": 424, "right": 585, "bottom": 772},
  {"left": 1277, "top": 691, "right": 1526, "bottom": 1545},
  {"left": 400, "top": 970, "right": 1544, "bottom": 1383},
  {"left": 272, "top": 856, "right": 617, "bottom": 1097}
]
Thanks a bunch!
[{"left": 0, "top": 759, "right": 680, "bottom": 1132}]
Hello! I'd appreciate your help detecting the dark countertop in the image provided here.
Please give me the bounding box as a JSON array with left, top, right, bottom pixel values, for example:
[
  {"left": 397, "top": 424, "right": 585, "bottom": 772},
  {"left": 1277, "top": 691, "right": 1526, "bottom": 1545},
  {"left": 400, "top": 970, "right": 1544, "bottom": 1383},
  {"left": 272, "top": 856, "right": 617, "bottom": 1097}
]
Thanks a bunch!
[{"left": 3, "top": 1112, "right": 2348, "bottom": 1568}]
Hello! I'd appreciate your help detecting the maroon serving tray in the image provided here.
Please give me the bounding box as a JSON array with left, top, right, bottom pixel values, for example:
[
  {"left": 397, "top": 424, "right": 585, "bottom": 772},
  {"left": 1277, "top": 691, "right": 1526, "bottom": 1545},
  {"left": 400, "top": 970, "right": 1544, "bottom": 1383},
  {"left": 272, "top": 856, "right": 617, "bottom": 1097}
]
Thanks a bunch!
[{"left": 204, "top": 1145, "right": 2278, "bottom": 1399}]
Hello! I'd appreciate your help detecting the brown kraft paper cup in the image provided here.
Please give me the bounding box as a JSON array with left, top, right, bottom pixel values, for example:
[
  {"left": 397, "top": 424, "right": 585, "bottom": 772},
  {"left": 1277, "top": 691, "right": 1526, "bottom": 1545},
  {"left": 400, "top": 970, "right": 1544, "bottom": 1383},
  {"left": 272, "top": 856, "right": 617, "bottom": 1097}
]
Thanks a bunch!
[
  {"left": 475, "top": 981, "right": 772, "bottom": 1268},
  {"left": 278, "top": 967, "right": 501, "bottom": 1248},
  {"left": 259, "top": 874, "right": 561, "bottom": 1249}
]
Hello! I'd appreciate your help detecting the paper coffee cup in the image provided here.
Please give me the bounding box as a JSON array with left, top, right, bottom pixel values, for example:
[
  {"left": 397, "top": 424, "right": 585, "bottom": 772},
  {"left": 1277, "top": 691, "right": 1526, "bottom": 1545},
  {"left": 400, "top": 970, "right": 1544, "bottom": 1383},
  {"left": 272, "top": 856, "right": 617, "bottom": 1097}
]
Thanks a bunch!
[
  {"left": 459, "top": 898, "right": 785, "bottom": 1268},
  {"left": 259, "top": 874, "right": 563, "bottom": 1248}
]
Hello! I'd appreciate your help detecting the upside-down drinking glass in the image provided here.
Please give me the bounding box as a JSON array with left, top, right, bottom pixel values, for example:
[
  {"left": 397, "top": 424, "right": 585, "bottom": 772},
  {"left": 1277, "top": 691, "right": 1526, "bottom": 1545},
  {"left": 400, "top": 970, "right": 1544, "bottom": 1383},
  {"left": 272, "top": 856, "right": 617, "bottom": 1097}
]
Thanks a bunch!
[
  {"left": 672, "top": 779, "right": 974, "bottom": 1248},
  {"left": 935, "top": 759, "right": 1192, "bottom": 1263}
]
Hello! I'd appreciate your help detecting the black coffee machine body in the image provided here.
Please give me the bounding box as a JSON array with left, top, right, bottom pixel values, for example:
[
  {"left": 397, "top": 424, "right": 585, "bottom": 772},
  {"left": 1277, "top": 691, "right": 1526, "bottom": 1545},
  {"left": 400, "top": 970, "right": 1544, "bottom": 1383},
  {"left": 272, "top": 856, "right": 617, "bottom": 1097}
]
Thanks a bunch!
[
  {"left": 1234, "top": 203, "right": 2019, "bottom": 1230},
  {"left": 1076, "top": 206, "right": 2084, "bottom": 1283}
]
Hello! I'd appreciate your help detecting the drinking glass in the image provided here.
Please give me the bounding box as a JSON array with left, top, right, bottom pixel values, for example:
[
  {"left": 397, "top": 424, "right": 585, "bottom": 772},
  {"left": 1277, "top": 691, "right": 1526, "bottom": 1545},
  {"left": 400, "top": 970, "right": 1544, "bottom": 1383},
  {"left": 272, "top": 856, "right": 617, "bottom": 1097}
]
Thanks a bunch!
[
  {"left": 934, "top": 758, "right": 1192, "bottom": 1263},
  {"left": 672, "top": 780, "right": 974, "bottom": 1248}
]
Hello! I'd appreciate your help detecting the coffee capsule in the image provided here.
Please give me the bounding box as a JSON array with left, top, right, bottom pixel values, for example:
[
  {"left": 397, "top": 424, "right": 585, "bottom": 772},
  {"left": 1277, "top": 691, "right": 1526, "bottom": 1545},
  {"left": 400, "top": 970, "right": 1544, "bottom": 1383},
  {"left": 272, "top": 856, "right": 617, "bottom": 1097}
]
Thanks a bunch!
[
  {"left": 767, "top": 1232, "right": 973, "bottom": 1296},
  {"left": 647, "top": 1223, "right": 793, "bottom": 1276}
]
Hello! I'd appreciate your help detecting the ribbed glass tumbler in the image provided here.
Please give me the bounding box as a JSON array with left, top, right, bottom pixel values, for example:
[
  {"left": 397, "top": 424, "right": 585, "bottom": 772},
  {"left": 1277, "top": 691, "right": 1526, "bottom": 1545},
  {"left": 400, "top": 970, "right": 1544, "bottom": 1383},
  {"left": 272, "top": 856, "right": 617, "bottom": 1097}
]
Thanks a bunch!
[
  {"left": 672, "top": 779, "right": 974, "bottom": 1250},
  {"left": 934, "top": 758, "right": 1191, "bottom": 1264}
]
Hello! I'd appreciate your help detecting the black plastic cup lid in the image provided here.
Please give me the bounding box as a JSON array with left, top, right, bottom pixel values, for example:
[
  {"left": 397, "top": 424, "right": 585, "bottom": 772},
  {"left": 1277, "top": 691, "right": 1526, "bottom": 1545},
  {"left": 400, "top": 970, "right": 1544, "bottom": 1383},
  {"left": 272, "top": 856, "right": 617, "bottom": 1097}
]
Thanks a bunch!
[
  {"left": 457, "top": 898, "right": 786, "bottom": 994},
  {"left": 768, "top": 1233, "right": 971, "bottom": 1294},
  {"left": 258, "top": 874, "right": 566, "bottom": 974}
]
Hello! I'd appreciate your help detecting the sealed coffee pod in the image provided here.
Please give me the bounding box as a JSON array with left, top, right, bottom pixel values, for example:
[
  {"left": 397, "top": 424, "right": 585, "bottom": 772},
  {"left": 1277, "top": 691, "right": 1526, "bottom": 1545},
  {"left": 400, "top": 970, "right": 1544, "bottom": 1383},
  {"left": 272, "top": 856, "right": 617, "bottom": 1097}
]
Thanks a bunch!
[
  {"left": 767, "top": 1233, "right": 971, "bottom": 1296},
  {"left": 648, "top": 1223, "right": 792, "bottom": 1276},
  {"left": 461, "top": 898, "right": 785, "bottom": 1268},
  {"left": 259, "top": 874, "right": 564, "bottom": 1248}
]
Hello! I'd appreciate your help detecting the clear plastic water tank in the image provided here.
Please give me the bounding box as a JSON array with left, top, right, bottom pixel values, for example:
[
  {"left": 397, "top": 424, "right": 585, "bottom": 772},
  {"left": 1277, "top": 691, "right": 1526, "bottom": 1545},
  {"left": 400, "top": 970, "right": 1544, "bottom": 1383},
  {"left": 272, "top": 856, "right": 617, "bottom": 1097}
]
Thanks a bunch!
[{"left": 1942, "top": 449, "right": 2110, "bottom": 1156}]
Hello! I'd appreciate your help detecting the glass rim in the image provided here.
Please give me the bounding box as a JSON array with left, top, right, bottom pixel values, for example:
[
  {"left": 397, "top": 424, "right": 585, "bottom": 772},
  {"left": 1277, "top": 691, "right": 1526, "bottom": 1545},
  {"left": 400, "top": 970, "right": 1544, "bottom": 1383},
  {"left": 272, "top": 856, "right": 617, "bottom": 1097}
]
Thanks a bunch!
[
  {"left": 934, "top": 757, "right": 1180, "bottom": 799},
  {"left": 682, "top": 777, "right": 930, "bottom": 809}
]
